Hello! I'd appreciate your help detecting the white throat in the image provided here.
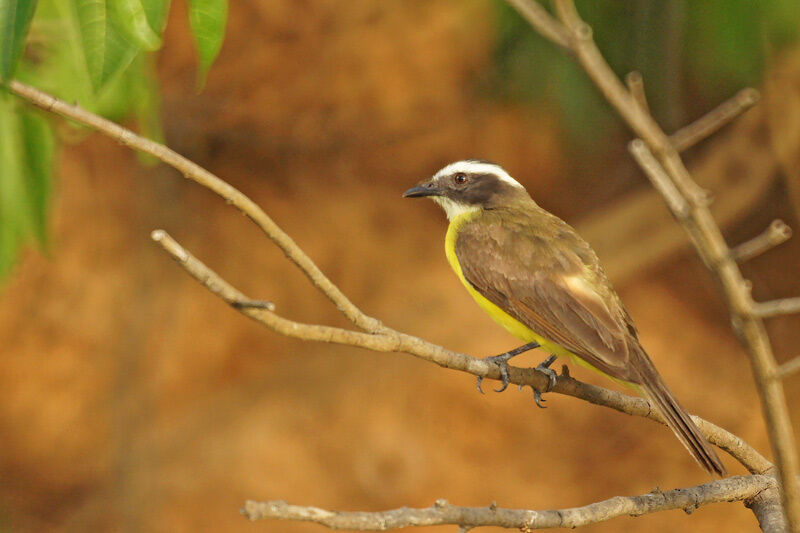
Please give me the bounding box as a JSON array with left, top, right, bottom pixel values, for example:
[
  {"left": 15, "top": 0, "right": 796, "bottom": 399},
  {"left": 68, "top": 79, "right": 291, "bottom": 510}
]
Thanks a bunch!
[{"left": 433, "top": 196, "right": 481, "bottom": 220}]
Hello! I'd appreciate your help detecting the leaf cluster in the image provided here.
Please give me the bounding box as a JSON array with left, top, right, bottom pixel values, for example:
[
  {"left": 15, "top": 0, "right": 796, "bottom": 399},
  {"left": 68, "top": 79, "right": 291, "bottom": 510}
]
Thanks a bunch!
[{"left": 0, "top": 0, "right": 228, "bottom": 279}]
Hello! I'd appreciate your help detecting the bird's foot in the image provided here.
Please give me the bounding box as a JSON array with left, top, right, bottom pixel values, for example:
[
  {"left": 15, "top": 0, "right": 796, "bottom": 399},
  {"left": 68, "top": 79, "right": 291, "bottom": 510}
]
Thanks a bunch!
[
  {"left": 477, "top": 352, "right": 514, "bottom": 394},
  {"left": 476, "top": 341, "right": 540, "bottom": 394},
  {"left": 536, "top": 354, "right": 558, "bottom": 390},
  {"left": 518, "top": 354, "right": 558, "bottom": 408}
]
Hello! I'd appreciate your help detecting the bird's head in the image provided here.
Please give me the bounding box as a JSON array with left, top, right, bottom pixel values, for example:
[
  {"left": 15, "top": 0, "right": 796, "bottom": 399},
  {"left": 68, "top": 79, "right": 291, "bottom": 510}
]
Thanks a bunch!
[{"left": 403, "top": 160, "right": 531, "bottom": 219}]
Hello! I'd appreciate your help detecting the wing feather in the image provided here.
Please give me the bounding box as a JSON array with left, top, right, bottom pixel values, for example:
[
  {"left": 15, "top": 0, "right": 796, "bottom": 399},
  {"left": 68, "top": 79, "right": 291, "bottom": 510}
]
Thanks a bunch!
[{"left": 456, "top": 211, "right": 636, "bottom": 381}]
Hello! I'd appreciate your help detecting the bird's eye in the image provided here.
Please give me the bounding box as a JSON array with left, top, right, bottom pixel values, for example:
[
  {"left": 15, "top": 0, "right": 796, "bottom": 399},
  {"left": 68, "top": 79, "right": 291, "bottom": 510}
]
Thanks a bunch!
[{"left": 454, "top": 173, "right": 468, "bottom": 184}]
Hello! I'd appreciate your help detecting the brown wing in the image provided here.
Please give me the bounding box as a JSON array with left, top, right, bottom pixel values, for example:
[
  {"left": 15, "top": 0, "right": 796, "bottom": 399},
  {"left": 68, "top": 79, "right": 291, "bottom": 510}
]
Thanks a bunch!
[
  {"left": 455, "top": 208, "right": 727, "bottom": 475},
  {"left": 456, "top": 209, "right": 638, "bottom": 382}
]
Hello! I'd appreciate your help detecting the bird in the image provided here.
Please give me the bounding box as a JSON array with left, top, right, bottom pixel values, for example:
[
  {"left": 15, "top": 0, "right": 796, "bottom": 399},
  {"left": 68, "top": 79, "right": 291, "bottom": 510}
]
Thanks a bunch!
[{"left": 403, "top": 159, "right": 726, "bottom": 476}]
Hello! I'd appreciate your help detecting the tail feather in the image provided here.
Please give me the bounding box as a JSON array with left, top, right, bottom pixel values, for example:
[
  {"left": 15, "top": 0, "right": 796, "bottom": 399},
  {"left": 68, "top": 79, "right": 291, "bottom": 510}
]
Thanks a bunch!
[{"left": 631, "top": 349, "right": 727, "bottom": 476}]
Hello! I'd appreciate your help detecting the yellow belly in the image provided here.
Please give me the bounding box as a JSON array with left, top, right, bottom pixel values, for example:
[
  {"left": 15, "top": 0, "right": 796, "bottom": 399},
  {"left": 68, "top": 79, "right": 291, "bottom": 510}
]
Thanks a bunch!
[
  {"left": 445, "top": 212, "right": 566, "bottom": 354},
  {"left": 444, "top": 211, "right": 619, "bottom": 379}
]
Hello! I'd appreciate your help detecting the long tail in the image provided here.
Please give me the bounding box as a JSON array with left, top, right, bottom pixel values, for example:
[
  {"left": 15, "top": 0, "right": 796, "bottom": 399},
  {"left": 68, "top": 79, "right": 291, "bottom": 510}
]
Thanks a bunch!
[{"left": 631, "top": 348, "right": 727, "bottom": 476}]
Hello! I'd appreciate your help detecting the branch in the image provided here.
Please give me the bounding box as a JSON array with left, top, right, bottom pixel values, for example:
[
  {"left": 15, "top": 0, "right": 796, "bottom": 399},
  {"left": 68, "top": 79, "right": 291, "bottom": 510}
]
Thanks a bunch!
[
  {"left": 776, "top": 358, "right": 800, "bottom": 380},
  {"left": 4, "top": 80, "right": 386, "bottom": 335},
  {"left": 750, "top": 485, "right": 792, "bottom": 533},
  {"left": 670, "top": 88, "right": 761, "bottom": 152},
  {"left": 503, "top": 0, "right": 571, "bottom": 51},
  {"left": 503, "top": 0, "right": 800, "bottom": 529},
  {"left": 626, "top": 71, "right": 650, "bottom": 115},
  {"left": 628, "top": 140, "right": 690, "bottom": 219},
  {"left": 732, "top": 220, "right": 793, "bottom": 262},
  {"left": 241, "top": 475, "right": 776, "bottom": 530},
  {"left": 151, "top": 229, "right": 772, "bottom": 476},
  {"left": 752, "top": 298, "right": 800, "bottom": 319}
]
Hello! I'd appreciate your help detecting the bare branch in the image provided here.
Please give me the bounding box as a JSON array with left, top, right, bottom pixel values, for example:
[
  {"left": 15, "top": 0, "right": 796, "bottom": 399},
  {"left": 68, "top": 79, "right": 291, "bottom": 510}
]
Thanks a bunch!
[
  {"left": 752, "top": 298, "right": 800, "bottom": 319},
  {"left": 670, "top": 88, "right": 761, "bottom": 152},
  {"left": 504, "top": 0, "right": 572, "bottom": 50},
  {"left": 732, "top": 220, "right": 793, "bottom": 262},
  {"left": 4, "top": 81, "right": 386, "bottom": 335},
  {"left": 776, "top": 358, "right": 800, "bottom": 380},
  {"left": 749, "top": 485, "right": 791, "bottom": 533},
  {"left": 541, "top": 1, "right": 800, "bottom": 529},
  {"left": 626, "top": 71, "right": 650, "bottom": 115},
  {"left": 150, "top": 230, "right": 404, "bottom": 352},
  {"left": 151, "top": 229, "right": 772, "bottom": 476},
  {"left": 628, "top": 140, "right": 689, "bottom": 219},
  {"left": 242, "top": 475, "right": 776, "bottom": 530},
  {"left": 626, "top": 139, "right": 717, "bottom": 267},
  {"left": 550, "top": 0, "right": 709, "bottom": 207}
]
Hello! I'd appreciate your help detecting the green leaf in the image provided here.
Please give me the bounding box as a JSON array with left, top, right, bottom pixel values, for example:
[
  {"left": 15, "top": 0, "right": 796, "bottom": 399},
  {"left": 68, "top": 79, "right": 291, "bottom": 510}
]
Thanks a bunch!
[
  {"left": 0, "top": 0, "right": 39, "bottom": 81},
  {"left": 0, "top": 94, "right": 54, "bottom": 278},
  {"left": 187, "top": 0, "right": 227, "bottom": 87},
  {"left": 31, "top": 0, "right": 139, "bottom": 98},
  {"left": 20, "top": 110, "right": 54, "bottom": 244},
  {"left": 73, "top": 0, "right": 106, "bottom": 88},
  {"left": 108, "top": 0, "right": 161, "bottom": 51},
  {"left": 142, "top": 0, "right": 170, "bottom": 35},
  {"left": 15, "top": 0, "right": 93, "bottom": 103},
  {"left": 129, "top": 54, "right": 164, "bottom": 164},
  {"left": 0, "top": 96, "right": 24, "bottom": 278},
  {"left": 97, "top": 14, "right": 139, "bottom": 88}
]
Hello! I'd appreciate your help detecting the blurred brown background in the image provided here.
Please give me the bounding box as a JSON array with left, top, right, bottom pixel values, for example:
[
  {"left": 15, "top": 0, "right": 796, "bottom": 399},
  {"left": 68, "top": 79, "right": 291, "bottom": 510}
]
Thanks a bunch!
[{"left": 2, "top": 0, "right": 800, "bottom": 531}]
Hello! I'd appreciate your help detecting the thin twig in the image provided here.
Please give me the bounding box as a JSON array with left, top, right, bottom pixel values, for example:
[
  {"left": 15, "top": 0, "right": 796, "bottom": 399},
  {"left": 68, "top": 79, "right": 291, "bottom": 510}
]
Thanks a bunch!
[
  {"left": 628, "top": 140, "right": 689, "bottom": 219},
  {"left": 732, "top": 220, "right": 793, "bottom": 262},
  {"left": 627, "top": 139, "right": 723, "bottom": 269},
  {"left": 776, "top": 358, "right": 800, "bottom": 380},
  {"left": 626, "top": 71, "right": 650, "bottom": 115},
  {"left": 752, "top": 298, "right": 800, "bottom": 319},
  {"left": 4, "top": 81, "right": 386, "bottom": 335},
  {"left": 670, "top": 88, "right": 761, "bottom": 152},
  {"left": 520, "top": 1, "right": 800, "bottom": 529},
  {"left": 151, "top": 229, "right": 772, "bottom": 475},
  {"left": 241, "top": 475, "right": 776, "bottom": 529},
  {"left": 544, "top": 1, "right": 709, "bottom": 206},
  {"left": 503, "top": 0, "right": 571, "bottom": 51}
]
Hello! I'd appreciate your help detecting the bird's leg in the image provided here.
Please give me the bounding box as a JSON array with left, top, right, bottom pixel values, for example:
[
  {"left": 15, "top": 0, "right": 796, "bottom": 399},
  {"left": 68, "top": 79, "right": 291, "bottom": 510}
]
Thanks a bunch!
[
  {"left": 477, "top": 341, "right": 540, "bottom": 394},
  {"left": 519, "top": 354, "right": 558, "bottom": 408}
]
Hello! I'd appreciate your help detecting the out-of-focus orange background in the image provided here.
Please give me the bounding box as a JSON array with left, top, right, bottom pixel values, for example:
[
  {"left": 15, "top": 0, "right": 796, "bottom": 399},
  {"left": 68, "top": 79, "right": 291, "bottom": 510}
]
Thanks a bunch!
[{"left": 2, "top": 1, "right": 800, "bottom": 531}]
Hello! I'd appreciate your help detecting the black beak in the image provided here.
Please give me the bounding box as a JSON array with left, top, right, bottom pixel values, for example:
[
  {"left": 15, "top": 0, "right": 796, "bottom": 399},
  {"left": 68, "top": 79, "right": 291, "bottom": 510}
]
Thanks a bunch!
[{"left": 402, "top": 183, "right": 441, "bottom": 198}]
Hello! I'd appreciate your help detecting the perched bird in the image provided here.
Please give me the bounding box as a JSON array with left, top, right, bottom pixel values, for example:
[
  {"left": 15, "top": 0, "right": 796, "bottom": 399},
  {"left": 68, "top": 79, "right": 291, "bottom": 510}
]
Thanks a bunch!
[{"left": 403, "top": 159, "right": 726, "bottom": 476}]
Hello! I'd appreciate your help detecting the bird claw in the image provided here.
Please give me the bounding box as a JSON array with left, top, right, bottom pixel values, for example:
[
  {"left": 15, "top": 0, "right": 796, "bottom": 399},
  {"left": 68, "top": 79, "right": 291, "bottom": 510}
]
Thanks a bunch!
[
  {"left": 518, "top": 355, "right": 558, "bottom": 408},
  {"left": 494, "top": 361, "right": 511, "bottom": 393},
  {"left": 536, "top": 357, "right": 558, "bottom": 391},
  {"left": 533, "top": 387, "right": 547, "bottom": 408},
  {"left": 517, "top": 383, "right": 549, "bottom": 408},
  {"left": 476, "top": 342, "right": 541, "bottom": 395},
  {"left": 476, "top": 353, "right": 513, "bottom": 394}
]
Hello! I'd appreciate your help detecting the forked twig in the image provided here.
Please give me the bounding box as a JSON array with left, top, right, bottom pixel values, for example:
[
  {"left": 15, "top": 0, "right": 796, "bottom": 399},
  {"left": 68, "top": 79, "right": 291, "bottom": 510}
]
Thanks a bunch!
[{"left": 502, "top": 1, "right": 798, "bottom": 530}]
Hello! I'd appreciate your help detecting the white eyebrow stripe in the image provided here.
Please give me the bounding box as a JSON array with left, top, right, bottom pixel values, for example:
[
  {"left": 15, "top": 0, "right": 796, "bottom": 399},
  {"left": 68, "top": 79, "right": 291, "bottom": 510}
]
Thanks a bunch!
[{"left": 433, "top": 160, "right": 523, "bottom": 188}]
